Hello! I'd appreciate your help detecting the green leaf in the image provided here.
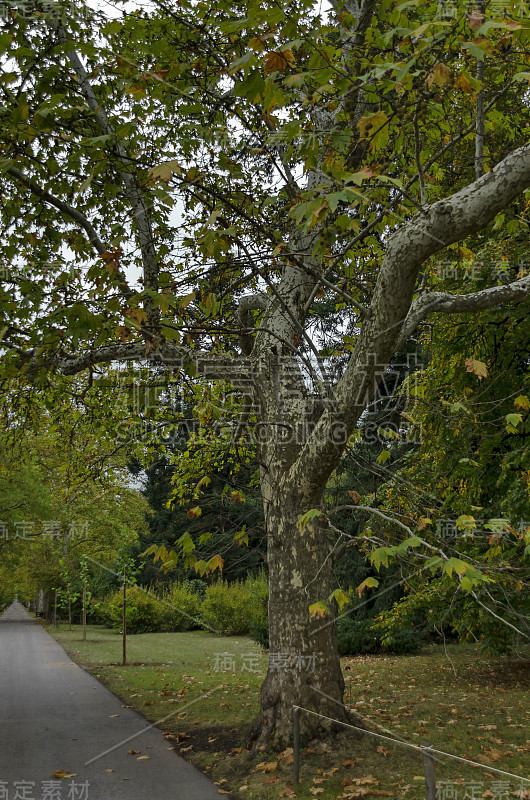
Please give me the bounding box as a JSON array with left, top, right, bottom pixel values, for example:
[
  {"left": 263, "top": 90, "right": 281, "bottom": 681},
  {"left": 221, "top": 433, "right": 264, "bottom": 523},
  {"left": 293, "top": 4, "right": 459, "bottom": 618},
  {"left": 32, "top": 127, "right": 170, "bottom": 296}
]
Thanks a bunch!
[
  {"left": 462, "top": 41, "right": 487, "bottom": 60},
  {"left": 443, "top": 557, "right": 470, "bottom": 577},
  {"left": 329, "top": 587, "right": 351, "bottom": 609},
  {"left": 505, "top": 413, "right": 523, "bottom": 433},
  {"left": 396, "top": 536, "right": 422, "bottom": 555},
  {"left": 297, "top": 508, "right": 322, "bottom": 531},
  {"left": 376, "top": 450, "right": 391, "bottom": 465}
]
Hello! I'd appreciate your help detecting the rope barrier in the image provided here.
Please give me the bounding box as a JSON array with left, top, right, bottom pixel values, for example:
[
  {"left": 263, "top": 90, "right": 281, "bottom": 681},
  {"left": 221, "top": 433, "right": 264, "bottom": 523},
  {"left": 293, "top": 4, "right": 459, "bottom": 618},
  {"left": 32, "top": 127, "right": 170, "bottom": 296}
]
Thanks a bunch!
[{"left": 293, "top": 705, "right": 530, "bottom": 783}]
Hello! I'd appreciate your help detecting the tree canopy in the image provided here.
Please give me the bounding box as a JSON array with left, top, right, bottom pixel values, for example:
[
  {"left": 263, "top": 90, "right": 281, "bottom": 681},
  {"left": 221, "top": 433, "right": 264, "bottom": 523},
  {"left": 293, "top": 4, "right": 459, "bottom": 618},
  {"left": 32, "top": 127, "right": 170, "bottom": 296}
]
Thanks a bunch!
[{"left": 1, "top": 0, "right": 529, "bottom": 744}]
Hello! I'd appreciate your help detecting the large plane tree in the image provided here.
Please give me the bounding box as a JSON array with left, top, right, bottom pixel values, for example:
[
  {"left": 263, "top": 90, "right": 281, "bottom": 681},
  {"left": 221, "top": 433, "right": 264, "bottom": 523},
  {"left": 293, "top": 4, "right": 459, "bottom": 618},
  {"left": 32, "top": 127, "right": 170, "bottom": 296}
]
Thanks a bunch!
[{"left": 1, "top": 0, "right": 529, "bottom": 744}]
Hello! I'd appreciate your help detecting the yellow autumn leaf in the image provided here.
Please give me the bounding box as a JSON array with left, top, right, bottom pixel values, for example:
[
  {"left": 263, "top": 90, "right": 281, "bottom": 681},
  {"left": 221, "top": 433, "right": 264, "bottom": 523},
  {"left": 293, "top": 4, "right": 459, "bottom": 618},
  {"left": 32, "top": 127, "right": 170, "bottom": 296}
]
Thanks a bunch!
[
  {"left": 357, "top": 111, "right": 389, "bottom": 153},
  {"left": 264, "top": 50, "right": 294, "bottom": 75},
  {"left": 427, "top": 62, "right": 452, "bottom": 88},
  {"left": 465, "top": 358, "right": 488, "bottom": 380},
  {"left": 454, "top": 73, "right": 473, "bottom": 93},
  {"left": 514, "top": 394, "right": 530, "bottom": 411}
]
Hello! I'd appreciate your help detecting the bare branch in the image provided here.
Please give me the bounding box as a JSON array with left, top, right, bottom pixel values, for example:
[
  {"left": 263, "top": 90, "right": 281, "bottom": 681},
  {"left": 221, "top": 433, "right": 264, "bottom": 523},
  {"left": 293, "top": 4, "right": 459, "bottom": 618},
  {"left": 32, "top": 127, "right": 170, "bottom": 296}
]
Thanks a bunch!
[
  {"left": 396, "top": 273, "right": 530, "bottom": 349},
  {"left": 413, "top": 107, "right": 427, "bottom": 206},
  {"left": 7, "top": 167, "right": 107, "bottom": 257},
  {"left": 475, "top": 0, "right": 486, "bottom": 180},
  {"left": 30, "top": 340, "right": 251, "bottom": 387},
  {"left": 52, "top": 24, "right": 159, "bottom": 325}
]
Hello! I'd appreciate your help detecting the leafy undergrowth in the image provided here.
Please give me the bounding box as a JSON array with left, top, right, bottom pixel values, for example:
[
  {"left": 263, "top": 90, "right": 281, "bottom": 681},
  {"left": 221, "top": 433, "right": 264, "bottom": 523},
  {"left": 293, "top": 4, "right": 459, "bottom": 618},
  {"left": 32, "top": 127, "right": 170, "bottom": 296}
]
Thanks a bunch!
[{"left": 48, "top": 624, "right": 530, "bottom": 799}]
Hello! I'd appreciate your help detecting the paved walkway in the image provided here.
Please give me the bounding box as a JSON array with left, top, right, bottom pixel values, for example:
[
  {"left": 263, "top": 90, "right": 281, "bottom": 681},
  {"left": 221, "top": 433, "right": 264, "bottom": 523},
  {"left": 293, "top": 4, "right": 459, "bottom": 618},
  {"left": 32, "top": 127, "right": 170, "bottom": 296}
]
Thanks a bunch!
[{"left": 0, "top": 602, "right": 224, "bottom": 799}]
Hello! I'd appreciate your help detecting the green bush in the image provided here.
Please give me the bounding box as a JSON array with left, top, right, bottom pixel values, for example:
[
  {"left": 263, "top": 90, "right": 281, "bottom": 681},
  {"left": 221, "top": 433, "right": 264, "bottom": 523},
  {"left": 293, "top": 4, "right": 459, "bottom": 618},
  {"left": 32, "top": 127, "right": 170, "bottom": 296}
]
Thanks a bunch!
[
  {"left": 201, "top": 573, "right": 268, "bottom": 636},
  {"left": 337, "top": 614, "right": 428, "bottom": 656},
  {"left": 98, "top": 574, "right": 268, "bottom": 638},
  {"left": 160, "top": 582, "right": 202, "bottom": 631},
  {"left": 99, "top": 585, "right": 165, "bottom": 634},
  {"left": 337, "top": 618, "right": 381, "bottom": 655}
]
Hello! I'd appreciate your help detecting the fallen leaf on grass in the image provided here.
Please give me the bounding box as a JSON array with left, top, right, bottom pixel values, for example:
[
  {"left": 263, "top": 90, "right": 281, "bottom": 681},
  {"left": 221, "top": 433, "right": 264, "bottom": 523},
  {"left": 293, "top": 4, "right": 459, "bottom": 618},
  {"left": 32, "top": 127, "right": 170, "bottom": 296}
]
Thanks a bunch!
[
  {"left": 51, "top": 770, "right": 77, "bottom": 779},
  {"left": 264, "top": 776, "right": 279, "bottom": 784},
  {"left": 278, "top": 747, "right": 294, "bottom": 764},
  {"left": 310, "top": 789, "right": 324, "bottom": 796},
  {"left": 342, "top": 759, "right": 356, "bottom": 768},
  {"left": 255, "top": 761, "right": 278, "bottom": 773},
  {"left": 180, "top": 745, "right": 193, "bottom": 753},
  {"left": 279, "top": 790, "right": 296, "bottom": 798},
  {"left": 377, "top": 746, "right": 390, "bottom": 757}
]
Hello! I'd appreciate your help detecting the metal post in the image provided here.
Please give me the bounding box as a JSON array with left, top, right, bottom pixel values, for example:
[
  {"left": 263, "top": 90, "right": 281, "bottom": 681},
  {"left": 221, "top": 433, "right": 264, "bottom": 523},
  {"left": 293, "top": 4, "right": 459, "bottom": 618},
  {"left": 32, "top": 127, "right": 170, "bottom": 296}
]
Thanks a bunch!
[
  {"left": 122, "top": 570, "right": 127, "bottom": 667},
  {"left": 82, "top": 584, "right": 87, "bottom": 642},
  {"left": 293, "top": 706, "right": 301, "bottom": 785},
  {"left": 422, "top": 743, "right": 436, "bottom": 800}
]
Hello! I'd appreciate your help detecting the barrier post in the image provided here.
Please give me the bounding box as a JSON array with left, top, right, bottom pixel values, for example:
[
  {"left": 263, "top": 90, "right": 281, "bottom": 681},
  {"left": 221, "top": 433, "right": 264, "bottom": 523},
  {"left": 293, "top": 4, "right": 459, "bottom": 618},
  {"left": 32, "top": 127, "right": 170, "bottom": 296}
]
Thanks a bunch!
[
  {"left": 293, "top": 706, "right": 301, "bottom": 785},
  {"left": 422, "top": 743, "right": 436, "bottom": 800}
]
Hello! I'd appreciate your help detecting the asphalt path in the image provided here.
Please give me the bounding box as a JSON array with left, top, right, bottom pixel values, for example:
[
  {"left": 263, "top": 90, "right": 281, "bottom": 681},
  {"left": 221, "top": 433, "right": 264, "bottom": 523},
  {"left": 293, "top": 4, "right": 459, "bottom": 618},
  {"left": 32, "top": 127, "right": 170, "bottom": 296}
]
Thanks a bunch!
[{"left": 0, "top": 601, "right": 224, "bottom": 799}]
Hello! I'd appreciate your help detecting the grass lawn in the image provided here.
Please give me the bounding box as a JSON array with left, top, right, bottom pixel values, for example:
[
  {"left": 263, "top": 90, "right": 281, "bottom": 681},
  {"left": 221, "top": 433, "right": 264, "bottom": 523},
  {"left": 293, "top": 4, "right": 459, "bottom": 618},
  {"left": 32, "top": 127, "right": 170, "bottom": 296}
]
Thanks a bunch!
[{"left": 47, "top": 622, "right": 530, "bottom": 799}]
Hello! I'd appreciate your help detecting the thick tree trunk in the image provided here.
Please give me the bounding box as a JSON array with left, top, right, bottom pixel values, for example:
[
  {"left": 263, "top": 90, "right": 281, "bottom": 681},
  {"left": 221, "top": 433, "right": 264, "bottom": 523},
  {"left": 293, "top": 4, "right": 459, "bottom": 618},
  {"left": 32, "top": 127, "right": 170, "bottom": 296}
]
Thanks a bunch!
[{"left": 255, "top": 479, "right": 347, "bottom": 748}]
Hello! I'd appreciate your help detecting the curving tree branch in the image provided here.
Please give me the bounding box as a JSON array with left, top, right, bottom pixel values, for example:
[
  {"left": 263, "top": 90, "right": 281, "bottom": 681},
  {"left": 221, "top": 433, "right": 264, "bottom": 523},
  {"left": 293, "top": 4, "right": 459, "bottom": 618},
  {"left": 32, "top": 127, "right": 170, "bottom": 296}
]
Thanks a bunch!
[
  {"left": 396, "top": 273, "right": 530, "bottom": 350},
  {"left": 289, "top": 141, "right": 530, "bottom": 503},
  {"left": 7, "top": 166, "right": 107, "bottom": 257}
]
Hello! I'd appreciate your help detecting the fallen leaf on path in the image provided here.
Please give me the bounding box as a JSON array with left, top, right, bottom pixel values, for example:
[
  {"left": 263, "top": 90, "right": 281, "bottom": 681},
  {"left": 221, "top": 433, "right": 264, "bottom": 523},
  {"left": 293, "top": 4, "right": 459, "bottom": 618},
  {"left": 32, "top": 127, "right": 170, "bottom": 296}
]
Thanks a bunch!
[
  {"left": 136, "top": 755, "right": 150, "bottom": 761},
  {"left": 51, "top": 770, "right": 76, "bottom": 779},
  {"left": 108, "top": 714, "right": 119, "bottom": 718},
  {"left": 128, "top": 750, "right": 140, "bottom": 755},
  {"left": 105, "top": 769, "right": 114, "bottom": 774}
]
